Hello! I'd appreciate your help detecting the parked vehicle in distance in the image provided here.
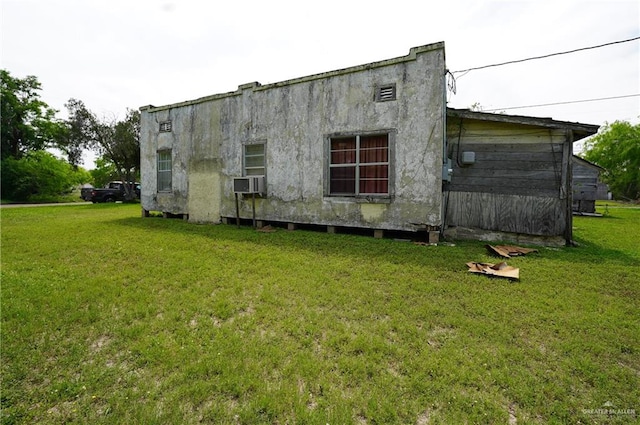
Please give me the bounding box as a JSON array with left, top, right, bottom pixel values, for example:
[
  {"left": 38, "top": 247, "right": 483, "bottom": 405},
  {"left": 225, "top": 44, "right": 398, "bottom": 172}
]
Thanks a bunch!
[
  {"left": 87, "top": 181, "right": 140, "bottom": 203},
  {"left": 80, "top": 185, "right": 94, "bottom": 201}
]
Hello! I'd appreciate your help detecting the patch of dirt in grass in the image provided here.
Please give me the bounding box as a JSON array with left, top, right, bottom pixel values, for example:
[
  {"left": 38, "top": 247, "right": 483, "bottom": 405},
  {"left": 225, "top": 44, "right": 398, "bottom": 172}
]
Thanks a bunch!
[
  {"left": 416, "top": 408, "right": 431, "bottom": 425},
  {"left": 46, "top": 401, "right": 76, "bottom": 421},
  {"left": 508, "top": 403, "right": 517, "bottom": 424},
  {"left": 355, "top": 413, "right": 368, "bottom": 424},
  {"left": 307, "top": 396, "right": 318, "bottom": 411},
  {"left": 238, "top": 304, "right": 255, "bottom": 317},
  {"left": 312, "top": 331, "right": 327, "bottom": 355},
  {"left": 93, "top": 399, "right": 112, "bottom": 417},
  {"left": 206, "top": 305, "right": 255, "bottom": 328},
  {"left": 425, "top": 326, "right": 456, "bottom": 348},
  {"left": 617, "top": 360, "right": 640, "bottom": 378},
  {"left": 520, "top": 332, "right": 560, "bottom": 361},
  {"left": 225, "top": 396, "right": 240, "bottom": 418},
  {"left": 298, "top": 379, "right": 321, "bottom": 411},
  {"left": 387, "top": 366, "right": 400, "bottom": 377},
  {"left": 297, "top": 378, "right": 306, "bottom": 395},
  {"left": 90, "top": 335, "right": 111, "bottom": 353},
  {"left": 194, "top": 399, "right": 216, "bottom": 422},
  {"left": 537, "top": 343, "right": 547, "bottom": 355}
]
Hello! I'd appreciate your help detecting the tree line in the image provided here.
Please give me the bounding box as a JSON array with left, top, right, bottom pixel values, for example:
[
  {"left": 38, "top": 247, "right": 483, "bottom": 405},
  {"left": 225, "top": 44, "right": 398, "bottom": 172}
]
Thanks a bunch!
[{"left": 1, "top": 70, "right": 140, "bottom": 202}]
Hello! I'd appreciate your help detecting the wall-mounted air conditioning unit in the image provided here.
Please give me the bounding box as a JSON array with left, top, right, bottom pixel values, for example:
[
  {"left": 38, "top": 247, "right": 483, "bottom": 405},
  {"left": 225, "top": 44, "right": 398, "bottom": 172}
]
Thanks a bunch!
[{"left": 233, "top": 176, "right": 265, "bottom": 194}]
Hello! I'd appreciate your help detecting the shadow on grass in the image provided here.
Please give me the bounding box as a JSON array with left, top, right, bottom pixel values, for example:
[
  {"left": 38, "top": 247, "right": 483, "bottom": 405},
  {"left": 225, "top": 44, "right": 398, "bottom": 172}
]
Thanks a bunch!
[
  {"left": 565, "top": 238, "right": 640, "bottom": 266},
  {"left": 112, "top": 215, "right": 639, "bottom": 270},
  {"left": 111, "top": 216, "right": 482, "bottom": 273}
]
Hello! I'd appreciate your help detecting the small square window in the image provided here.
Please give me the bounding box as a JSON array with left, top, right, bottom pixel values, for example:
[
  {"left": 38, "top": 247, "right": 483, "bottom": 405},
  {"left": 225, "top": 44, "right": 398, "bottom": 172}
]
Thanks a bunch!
[
  {"left": 159, "top": 121, "right": 172, "bottom": 132},
  {"left": 375, "top": 84, "right": 396, "bottom": 102}
]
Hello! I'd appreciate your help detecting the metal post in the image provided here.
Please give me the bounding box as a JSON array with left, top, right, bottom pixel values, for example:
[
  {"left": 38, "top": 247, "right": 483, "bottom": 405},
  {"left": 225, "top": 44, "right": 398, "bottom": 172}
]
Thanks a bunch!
[
  {"left": 235, "top": 193, "right": 240, "bottom": 228},
  {"left": 252, "top": 193, "right": 256, "bottom": 229}
]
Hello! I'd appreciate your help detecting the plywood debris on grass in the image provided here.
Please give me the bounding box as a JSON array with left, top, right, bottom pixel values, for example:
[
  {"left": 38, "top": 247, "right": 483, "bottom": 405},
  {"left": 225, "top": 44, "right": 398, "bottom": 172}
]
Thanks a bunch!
[
  {"left": 467, "top": 262, "right": 520, "bottom": 280},
  {"left": 486, "top": 244, "right": 538, "bottom": 258}
]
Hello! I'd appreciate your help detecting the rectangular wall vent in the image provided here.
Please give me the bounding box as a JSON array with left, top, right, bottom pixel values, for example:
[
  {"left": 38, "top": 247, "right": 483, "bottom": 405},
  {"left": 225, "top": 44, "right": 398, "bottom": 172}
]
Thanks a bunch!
[
  {"left": 159, "top": 121, "right": 172, "bottom": 132},
  {"left": 375, "top": 84, "right": 396, "bottom": 102}
]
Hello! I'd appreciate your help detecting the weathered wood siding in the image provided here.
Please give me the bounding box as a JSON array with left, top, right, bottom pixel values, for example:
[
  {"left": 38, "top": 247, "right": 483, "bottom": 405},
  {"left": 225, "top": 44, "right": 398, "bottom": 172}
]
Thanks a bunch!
[
  {"left": 445, "top": 119, "right": 570, "bottom": 237},
  {"left": 446, "top": 192, "right": 565, "bottom": 235},
  {"left": 449, "top": 142, "right": 564, "bottom": 197},
  {"left": 572, "top": 157, "right": 606, "bottom": 213},
  {"left": 572, "top": 158, "right": 599, "bottom": 200}
]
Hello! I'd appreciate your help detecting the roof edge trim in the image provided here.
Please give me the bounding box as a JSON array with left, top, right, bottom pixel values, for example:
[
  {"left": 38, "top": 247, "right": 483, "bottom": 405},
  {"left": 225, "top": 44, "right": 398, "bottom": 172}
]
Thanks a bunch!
[{"left": 140, "top": 42, "right": 445, "bottom": 113}]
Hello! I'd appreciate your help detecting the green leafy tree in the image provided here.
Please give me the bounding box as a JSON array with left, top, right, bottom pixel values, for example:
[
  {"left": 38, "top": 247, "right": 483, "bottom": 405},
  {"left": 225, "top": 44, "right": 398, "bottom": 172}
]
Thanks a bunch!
[
  {"left": 105, "top": 109, "right": 141, "bottom": 191},
  {"left": 64, "top": 100, "right": 140, "bottom": 199},
  {"left": 58, "top": 98, "right": 96, "bottom": 167},
  {"left": 1, "top": 151, "right": 88, "bottom": 201},
  {"left": 1, "top": 70, "right": 64, "bottom": 159},
  {"left": 90, "top": 158, "right": 120, "bottom": 188},
  {"left": 583, "top": 120, "right": 640, "bottom": 200},
  {"left": 0, "top": 70, "right": 86, "bottom": 202}
]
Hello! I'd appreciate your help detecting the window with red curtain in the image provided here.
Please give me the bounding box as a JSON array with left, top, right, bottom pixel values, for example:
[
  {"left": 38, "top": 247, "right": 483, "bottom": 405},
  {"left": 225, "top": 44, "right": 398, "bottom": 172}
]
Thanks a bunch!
[{"left": 329, "top": 134, "right": 389, "bottom": 195}]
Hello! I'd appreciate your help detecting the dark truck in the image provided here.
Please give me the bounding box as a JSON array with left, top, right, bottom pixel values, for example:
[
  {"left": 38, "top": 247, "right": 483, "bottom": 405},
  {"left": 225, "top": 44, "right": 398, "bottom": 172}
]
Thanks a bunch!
[{"left": 87, "top": 181, "right": 140, "bottom": 203}]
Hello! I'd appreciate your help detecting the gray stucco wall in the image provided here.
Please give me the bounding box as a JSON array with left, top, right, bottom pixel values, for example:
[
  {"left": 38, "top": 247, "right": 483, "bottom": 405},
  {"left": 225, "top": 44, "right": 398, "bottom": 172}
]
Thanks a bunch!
[{"left": 140, "top": 42, "right": 446, "bottom": 231}]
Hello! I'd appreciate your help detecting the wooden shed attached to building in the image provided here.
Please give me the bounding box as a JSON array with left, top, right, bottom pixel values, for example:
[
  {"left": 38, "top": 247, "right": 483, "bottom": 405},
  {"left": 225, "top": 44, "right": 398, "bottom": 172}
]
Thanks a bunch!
[
  {"left": 444, "top": 108, "right": 599, "bottom": 246},
  {"left": 572, "top": 156, "right": 608, "bottom": 214}
]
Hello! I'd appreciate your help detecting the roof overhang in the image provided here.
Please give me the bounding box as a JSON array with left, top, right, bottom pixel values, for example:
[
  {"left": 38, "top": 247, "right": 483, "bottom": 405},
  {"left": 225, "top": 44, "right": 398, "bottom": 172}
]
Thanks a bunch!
[
  {"left": 572, "top": 155, "right": 605, "bottom": 171},
  {"left": 447, "top": 108, "right": 600, "bottom": 141}
]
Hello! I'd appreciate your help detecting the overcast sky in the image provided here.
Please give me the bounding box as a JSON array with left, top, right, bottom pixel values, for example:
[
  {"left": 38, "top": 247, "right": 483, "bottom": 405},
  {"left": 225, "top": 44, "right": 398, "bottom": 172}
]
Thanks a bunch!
[{"left": 2, "top": 0, "right": 639, "bottom": 167}]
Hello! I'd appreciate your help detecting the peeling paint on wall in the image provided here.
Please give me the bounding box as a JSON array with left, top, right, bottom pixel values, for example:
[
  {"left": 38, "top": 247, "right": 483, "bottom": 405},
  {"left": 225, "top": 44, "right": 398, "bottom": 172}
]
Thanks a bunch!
[{"left": 360, "top": 203, "right": 386, "bottom": 222}]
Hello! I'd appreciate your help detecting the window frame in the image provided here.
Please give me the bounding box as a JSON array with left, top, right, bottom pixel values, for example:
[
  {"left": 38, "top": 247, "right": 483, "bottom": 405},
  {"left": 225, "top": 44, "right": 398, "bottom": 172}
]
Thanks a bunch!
[
  {"left": 243, "top": 141, "right": 266, "bottom": 177},
  {"left": 326, "top": 130, "right": 394, "bottom": 198},
  {"left": 157, "top": 150, "right": 172, "bottom": 192}
]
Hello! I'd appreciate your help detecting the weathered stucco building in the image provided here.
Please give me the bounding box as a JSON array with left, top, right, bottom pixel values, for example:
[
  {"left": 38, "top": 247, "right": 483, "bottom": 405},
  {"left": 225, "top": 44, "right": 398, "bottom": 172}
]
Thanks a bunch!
[
  {"left": 140, "top": 42, "right": 447, "bottom": 236},
  {"left": 139, "top": 42, "right": 600, "bottom": 245}
]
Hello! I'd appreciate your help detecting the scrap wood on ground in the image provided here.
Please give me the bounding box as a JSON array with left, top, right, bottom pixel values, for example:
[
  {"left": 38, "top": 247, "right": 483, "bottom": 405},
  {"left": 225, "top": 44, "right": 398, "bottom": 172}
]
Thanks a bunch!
[
  {"left": 485, "top": 244, "right": 538, "bottom": 258},
  {"left": 466, "top": 245, "right": 536, "bottom": 280},
  {"left": 466, "top": 262, "right": 520, "bottom": 280}
]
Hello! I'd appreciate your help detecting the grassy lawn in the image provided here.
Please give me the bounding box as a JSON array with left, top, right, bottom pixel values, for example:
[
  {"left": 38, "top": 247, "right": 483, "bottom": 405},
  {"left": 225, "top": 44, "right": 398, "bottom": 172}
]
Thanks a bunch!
[{"left": 1, "top": 203, "right": 638, "bottom": 424}]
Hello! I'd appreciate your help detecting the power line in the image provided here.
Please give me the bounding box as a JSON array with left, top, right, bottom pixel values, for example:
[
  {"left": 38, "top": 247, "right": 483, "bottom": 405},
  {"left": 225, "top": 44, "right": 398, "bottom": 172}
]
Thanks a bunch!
[
  {"left": 481, "top": 94, "right": 640, "bottom": 112},
  {"left": 451, "top": 36, "right": 640, "bottom": 75}
]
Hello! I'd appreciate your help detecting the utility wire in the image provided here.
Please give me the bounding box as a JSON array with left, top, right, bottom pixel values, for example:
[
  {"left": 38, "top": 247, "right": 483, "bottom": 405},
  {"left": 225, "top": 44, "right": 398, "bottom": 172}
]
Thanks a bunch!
[
  {"left": 451, "top": 36, "right": 640, "bottom": 75},
  {"left": 481, "top": 94, "right": 640, "bottom": 112}
]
